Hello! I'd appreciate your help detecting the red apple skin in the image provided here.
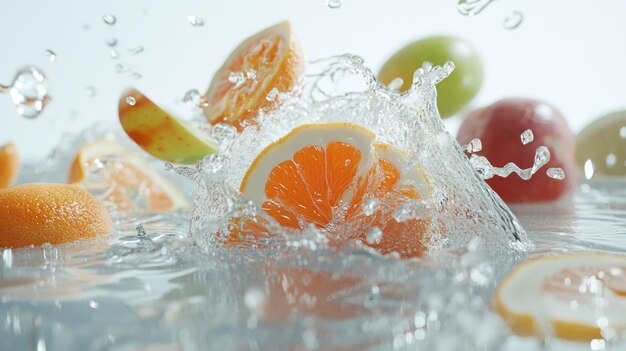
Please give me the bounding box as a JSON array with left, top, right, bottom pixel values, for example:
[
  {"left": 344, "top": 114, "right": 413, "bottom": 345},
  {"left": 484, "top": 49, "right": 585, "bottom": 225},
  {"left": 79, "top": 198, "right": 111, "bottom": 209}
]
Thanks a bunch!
[{"left": 457, "top": 98, "right": 577, "bottom": 203}]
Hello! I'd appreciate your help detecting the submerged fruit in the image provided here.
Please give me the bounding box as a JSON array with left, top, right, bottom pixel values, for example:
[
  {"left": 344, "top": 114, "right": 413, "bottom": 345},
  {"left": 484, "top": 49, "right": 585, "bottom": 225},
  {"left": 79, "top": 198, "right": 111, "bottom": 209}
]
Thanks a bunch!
[
  {"left": 575, "top": 110, "right": 626, "bottom": 178},
  {"left": 203, "top": 21, "right": 304, "bottom": 130},
  {"left": 230, "top": 123, "right": 430, "bottom": 258},
  {"left": 495, "top": 252, "right": 626, "bottom": 341},
  {"left": 0, "top": 183, "right": 111, "bottom": 248},
  {"left": 378, "top": 36, "right": 483, "bottom": 118},
  {"left": 457, "top": 98, "right": 576, "bottom": 203},
  {"left": 0, "top": 142, "right": 20, "bottom": 188},
  {"left": 119, "top": 88, "right": 218, "bottom": 164},
  {"left": 68, "top": 140, "right": 189, "bottom": 212}
]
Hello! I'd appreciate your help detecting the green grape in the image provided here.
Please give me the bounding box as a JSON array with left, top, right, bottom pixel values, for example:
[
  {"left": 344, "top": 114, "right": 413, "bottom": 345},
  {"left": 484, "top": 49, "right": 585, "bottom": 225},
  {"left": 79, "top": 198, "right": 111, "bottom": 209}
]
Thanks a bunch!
[
  {"left": 378, "top": 36, "right": 483, "bottom": 118},
  {"left": 576, "top": 111, "right": 626, "bottom": 177}
]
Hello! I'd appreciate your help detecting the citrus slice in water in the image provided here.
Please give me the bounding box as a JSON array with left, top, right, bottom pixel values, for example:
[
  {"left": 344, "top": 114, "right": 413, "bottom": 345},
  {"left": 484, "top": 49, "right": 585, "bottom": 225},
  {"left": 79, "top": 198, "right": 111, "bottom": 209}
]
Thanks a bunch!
[
  {"left": 0, "top": 142, "right": 20, "bottom": 188},
  {"left": 495, "top": 252, "right": 626, "bottom": 341},
  {"left": 232, "top": 122, "right": 430, "bottom": 258},
  {"left": 203, "top": 21, "right": 304, "bottom": 130},
  {"left": 0, "top": 183, "right": 111, "bottom": 248},
  {"left": 68, "top": 140, "right": 189, "bottom": 212},
  {"left": 119, "top": 88, "right": 218, "bottom": 164}
]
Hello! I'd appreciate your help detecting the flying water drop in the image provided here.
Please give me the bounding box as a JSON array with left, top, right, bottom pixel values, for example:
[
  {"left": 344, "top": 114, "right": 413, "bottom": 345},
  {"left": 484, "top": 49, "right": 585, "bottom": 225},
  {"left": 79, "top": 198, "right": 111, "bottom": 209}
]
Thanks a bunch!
[
  {"left": 546, "top": 168, "right": 565, "bottom": 180},
  {"left": 327, "top": 0, "right": 342, "bottom": 9},
  {"left": 465, "top": 138, "right": 482, "bottom": 153},
  {"left": 7, "top": 66, "right": 50, "bottom": 118},
  {"left": 520, "top": 129, "right": 534, "bottom": 145},
  {"left": 503, "top": 11, "right": 524, "bottom": 30},
  {"left": 102, "top": 14, "right": 117, "bottom": 25},
  {"left": 457, "top": 0, "right": 496, "bottom": 16},
  {"left": 188, "top": 16, "right": 204, "bottom": 27},
  {"left": 45, "top": 49, "right": 57, "bottom": 63}
]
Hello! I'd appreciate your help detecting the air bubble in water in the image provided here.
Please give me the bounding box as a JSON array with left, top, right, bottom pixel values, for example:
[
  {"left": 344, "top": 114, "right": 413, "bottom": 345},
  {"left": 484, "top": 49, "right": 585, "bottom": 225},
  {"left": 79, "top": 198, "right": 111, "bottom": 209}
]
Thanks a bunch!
[
  {"left": 546, "top": 167, "right": 565, "bottom": 180},
  {"left": 106, "top": 37, "right": 118, "bottom": 47},
  {"left": 102, "top": 14, "right": 117, "bottom": 25},
  {"left": 465, "top": 138, "right": 482, "bottom": 153},
  {"left": 327, "top": 0, "right": 342, "bottom": 9},
  {"left": 125, "top": 96, "right": 136, "bottom": 106},
  {"left": 266, "top": 87, "right": 279, "bottom": 101},
  {"left": 188, "top": 16, "right": 204, "bottom": 27},
  {"left": 520, "top": 129, "right": 534, "bottom": 145},
  {"left": 457, "top": 0, "right": 496, "bottom": 16},
  {"left": 228, "top": 71, "right": 246, "bottom": 86},
  {"left": 361, "top": 198, "right": 379, "bottom": 216},
  {"left": 503, "top": 11, "right": 524, "bottom": 30},
  {"left": 366, "top": 227, "right": 383, "bottom": 245},
  {"left": 45, "top": 49, "right": 57, "bottom": 63},
  {"left": 9, "top": 66, "right": 49, "bottom": 118}
]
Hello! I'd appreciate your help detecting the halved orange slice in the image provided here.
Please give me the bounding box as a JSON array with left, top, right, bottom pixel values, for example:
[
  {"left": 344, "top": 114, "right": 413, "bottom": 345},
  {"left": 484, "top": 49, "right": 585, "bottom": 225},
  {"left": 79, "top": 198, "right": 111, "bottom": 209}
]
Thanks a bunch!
[
  {"left": 0, "top": 142, "right": 20, "bottom": 188},
  {"left": 495, "top": 252, "right": 626, "bottom": 341},
  {"left": 68, "top": 140, "right": 189, "bottom": 212},
  {"left": 228, "top": 123, "right": 431, "bottom": 258},
  {"left": 203, "top": 21, "right": 304, "bottom": 130}
]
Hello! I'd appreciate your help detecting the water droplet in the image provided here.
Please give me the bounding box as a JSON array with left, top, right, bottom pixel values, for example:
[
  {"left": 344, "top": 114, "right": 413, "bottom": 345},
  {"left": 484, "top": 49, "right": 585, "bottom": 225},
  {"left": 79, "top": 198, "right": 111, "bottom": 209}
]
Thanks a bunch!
[
  {"left": 520, "top": 129, "right": 534, "bottom": 145},
  {"left": 361, "top": 198, "right": 379, "bottom": 216},
  {"left": 387, "top": 77, "right": 404, "bottom": 91},
  {"left": 584, "top": 159, "right": 596, "bottom": 180},
  {"left": 503, "top": 11, "right": 524, "bottom": 30},
  {"left": 131, "top": 72, "right": 142, "bottom": 80},
  {"left": 110, "top": 50, "right": 120, "bottom": 59},
  {"left": 187, "top": 16, "right": 204, "bottom": 27},
  {"left": 465, "top": 138, "right": 482, "bottom": 153},
  {"left": 327, "top": 0, "right": 342, "bottom": 9},
  {"left": 136, "top": 224, "right": 146, "bottom": 237},
  {"left": 128, "top": 46, "right": 144, "bottom": 55},
  {"left": 2, "top": 249, "right": 13, "bottom": 268},
  {"left": 85, "top": 86, "right": 96, "bottom": 97},
  {"left": 366, "top": 226, "right": 383, "bottom": 245},
  {"left": 106, "top": 37, "right": 118, "bottom": 47},
  {"left": 125, "top": 96, "right": 136, "bottom": 106},
  {"left": 88, "top": 300, "right": 99, "bottom": 309},
  {"left": 228, "top": 71, "right": 246, "bottom": 86},
  {"left": 9, "top": 66, "right": 49, "bottom": 118},
  {"left": 546, "top": 167, "right": 565, "bottom": 180},
  {"left": 245, "top": 69, "right": 257, "bottom": 80},
  {"left": 102, "top": 14, "right": 117, "bottom": 25},
  {"left": 114, "top": 64, "right": 132, "bottom": 73},
  {"left": 45, "top": 49, "right": 57, "bottom": 63},
  {"left": 605, "top": 153, "right": 617, "bottom": 167},
  {"left": 457, "top": 0, "right": 496, "bottom": 16},
  {"left": 266, "top": 87, "right": 279, "bottom": 101},
  {"left": 344, "top": 159, "right": 351, "bottom": 166},
  {"left": 619, "top": 126, "right": 626, "bottom": 139}
]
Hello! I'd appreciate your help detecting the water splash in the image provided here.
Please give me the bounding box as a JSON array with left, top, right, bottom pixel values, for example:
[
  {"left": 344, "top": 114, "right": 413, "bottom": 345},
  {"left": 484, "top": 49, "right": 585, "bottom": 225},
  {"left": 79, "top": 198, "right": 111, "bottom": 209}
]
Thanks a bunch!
[
  {"left": 457, "top": 0, "right": 496, "bottom": 16},
  {"left": 1, "top": 66, "right": 50, "bottom": 118},
  {"left": 172, "top": 54, "right": 530, "bottom": 255},
  {"left": 469, "top": 146, "right": 551, "bottom": 180}
]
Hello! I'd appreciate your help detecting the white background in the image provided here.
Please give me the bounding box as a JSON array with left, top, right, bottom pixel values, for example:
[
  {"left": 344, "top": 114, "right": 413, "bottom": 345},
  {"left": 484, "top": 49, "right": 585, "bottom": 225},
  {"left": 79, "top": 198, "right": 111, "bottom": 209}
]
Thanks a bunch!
[{"left": 2, "top": 0, "right": 626, "bottom": 161}]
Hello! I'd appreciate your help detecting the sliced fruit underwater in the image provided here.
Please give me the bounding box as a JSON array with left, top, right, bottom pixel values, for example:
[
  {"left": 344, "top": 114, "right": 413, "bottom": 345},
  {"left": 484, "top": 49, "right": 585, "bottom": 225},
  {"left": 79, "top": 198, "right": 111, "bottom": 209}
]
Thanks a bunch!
[
  {"left": 203, "top": 21, "right": 304, "bottom": 130},
  {"left": 495, "top": 252, "right": 626, "bottom": 341},
  {"left": 68, "top": 140, "right": 189, "bottom": 212},
  {"left": 228, "top": 122, "right": 431, "bottom": 258},
  {"left": 119, "top": 88, "right": 218, "bottom": 164},
  {"left": 0, "top": 142, "right": 20, "bottom": 188},
  {"left": 0, "top": 183, "right": 111, "bottom": 248}
]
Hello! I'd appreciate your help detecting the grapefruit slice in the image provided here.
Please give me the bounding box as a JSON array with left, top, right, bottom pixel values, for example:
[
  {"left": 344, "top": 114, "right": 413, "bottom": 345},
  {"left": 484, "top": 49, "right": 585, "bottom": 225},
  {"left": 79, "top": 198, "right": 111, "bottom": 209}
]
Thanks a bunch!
[
  {"left": 230, "top": 123, "right": 430, "bottom": 258},
  {"left": 68, "top": 140, "right": 189, "bottom": 212},
  {"left": 203, "top": 21, "right": 304, "bottom": 130},
  {"left": 495, "top": 252, "right": 626, "bottom": 341},
  {"left": 119, "top": 88, "right": 218, "bottom": 164},
  {"left": 0, "top": 142, "right": 20, "bottom": 188}
]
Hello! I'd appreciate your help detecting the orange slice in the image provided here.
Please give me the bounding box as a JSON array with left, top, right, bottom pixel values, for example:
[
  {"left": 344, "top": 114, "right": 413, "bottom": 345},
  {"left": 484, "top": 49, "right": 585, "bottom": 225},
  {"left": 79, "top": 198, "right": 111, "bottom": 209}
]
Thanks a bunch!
[
  {"left": 0, "top": 183, "right": 111, "bottom": 248},
  {"left": 68, "top": 140, "right": 189, "bottom": 212},
  {"left": 203, "top": 21, "right": 304, "bottom": 131},
  {"left": 229, "top": 123, "right": 430, "bottom": 258},
  {"left": 495, "top": 252, "right": 626, "bottom": 341},
  {"left": 0, "top": 142, "right": 20, "bottom": 188}
]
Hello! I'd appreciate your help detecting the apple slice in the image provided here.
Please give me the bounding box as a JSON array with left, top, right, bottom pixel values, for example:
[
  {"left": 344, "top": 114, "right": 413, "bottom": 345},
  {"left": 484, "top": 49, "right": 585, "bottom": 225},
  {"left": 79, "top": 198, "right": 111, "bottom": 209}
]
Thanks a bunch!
[{"left": 119, "top": 88, "right": 218, "bottom": 164}]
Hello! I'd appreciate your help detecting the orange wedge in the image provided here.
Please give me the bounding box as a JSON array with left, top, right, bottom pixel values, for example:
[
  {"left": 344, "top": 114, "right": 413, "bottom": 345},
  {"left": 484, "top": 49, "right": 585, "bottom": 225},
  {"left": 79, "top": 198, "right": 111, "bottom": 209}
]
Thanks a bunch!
[
  {"left": 228, "top": 123, "right": 430, "bottom": 258},
  {"left": 203, "top": 21, "right": 304, "bottom": 131},
  {"left": 68, "top": 140, "right": 189, "bottom": 212},
  {"left": 0, "top": 142, "right": 20, "bottom": 188},
  {"left": 495, "top": 252, "right": 626, "bottom": 341},
  {"left": 0, "top": 183, "right": 111, "bottom": 248}
]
